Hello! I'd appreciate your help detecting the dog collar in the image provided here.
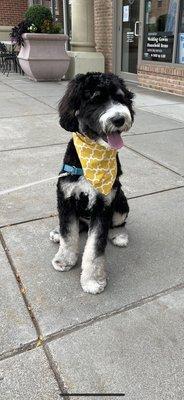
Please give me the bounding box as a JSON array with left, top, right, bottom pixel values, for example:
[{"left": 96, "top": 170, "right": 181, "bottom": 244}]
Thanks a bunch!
[
  {"left": 73, "top": 132, "right": 117, "bottom": 195},
  {"left": 61, "top": 164, "right": 83, "bottom": 176}
]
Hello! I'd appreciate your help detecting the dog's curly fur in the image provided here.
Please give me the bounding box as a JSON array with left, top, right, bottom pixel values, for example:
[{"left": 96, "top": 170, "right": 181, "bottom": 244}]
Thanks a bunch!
[{"left": 50, "top": 72, "right": 134, "bottom": 294}]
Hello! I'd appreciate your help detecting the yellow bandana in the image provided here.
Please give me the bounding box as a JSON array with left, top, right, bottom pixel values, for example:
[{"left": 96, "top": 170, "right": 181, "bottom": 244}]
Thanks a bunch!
[{"left": 73, "top": 132, "right": 117, "bottom": 195}]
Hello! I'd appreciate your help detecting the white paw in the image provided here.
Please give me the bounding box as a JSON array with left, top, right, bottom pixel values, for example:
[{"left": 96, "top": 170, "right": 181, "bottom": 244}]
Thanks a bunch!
[
  {"left": 52, "top": 249, "right": 78, "bottom": 272},
  {"left": 81, "top": 278, "right": 107, "bottom": 294},
  {"left": 110, "top": 232, "right": 129, "bottom": 247},
  {"left": 50, "top": 228, "right": 60, "bottom": 243}
]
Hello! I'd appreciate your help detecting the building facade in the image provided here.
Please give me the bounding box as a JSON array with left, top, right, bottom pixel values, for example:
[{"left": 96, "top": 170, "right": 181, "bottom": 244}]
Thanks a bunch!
[
  {"left": 0, "top": 0, "right": 63, "bottom": 40},
  {"left": 0, "top": 0, "right": 183, "bottom": 95},
  {"left": 0, "top": 0, "right": 28, "bottom": 40},
  {"left": 96, "top": 0, "right": 184, "bottom": 95}
]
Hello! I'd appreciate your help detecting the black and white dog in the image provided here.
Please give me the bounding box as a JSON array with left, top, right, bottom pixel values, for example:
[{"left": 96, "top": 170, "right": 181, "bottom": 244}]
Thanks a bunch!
[{"left": 50, "top": 72, "right": 134, "bottom": 294}]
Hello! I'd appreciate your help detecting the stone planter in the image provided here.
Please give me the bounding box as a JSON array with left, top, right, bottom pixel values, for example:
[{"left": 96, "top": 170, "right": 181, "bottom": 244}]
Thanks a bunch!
[{"left": 18, "top": 33, "right": 70, "bottom": 81}]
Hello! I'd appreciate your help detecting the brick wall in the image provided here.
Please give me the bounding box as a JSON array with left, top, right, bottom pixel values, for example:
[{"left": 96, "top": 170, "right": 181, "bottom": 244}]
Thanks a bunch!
[
  {"left": 138, "top": 64, "right": 184, "bottom": 96},
  {"left": 0, "top": 0, "right": 28, "bottom": 26},
  {"left": 94, "top": 0, "right": 113, "bottom": 72}
]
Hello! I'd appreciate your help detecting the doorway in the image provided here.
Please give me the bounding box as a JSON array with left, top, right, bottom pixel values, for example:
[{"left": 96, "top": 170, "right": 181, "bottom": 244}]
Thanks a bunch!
[{"left": 116, "top": 0, "right": 143, "bottom": 82}]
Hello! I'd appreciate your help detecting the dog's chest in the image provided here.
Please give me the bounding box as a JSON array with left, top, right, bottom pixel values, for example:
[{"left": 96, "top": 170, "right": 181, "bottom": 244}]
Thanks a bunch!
[{"left": 61, "top": 176, "right": 115, "bottom": 210}]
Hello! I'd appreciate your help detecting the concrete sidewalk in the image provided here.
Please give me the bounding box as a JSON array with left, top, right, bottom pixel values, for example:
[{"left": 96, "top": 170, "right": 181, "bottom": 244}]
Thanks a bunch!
[{"left": 0, "top": 73, "right": 184, "bottom": 400}]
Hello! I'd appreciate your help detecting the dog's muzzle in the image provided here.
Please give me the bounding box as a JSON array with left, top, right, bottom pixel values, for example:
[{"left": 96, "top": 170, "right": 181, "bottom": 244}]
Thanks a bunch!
[{"left": 99, "top": 102, "right": 132, "bottom": 149}]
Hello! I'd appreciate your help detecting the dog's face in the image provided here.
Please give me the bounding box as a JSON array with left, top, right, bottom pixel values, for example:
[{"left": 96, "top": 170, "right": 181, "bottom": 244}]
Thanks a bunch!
[{"left": 59, "top": 72, "right": 134, "bottom": 149}]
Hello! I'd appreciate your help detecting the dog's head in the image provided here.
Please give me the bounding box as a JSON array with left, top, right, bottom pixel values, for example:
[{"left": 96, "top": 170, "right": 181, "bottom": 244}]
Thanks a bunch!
[{"left": 59, "top": 72, "right": 134, "bottom": 149}]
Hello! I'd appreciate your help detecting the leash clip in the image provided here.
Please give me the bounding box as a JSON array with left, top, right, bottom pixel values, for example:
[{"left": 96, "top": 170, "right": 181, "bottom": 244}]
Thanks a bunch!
[{"left": 72, "top": 165, "right": 79, "bottom": 175}]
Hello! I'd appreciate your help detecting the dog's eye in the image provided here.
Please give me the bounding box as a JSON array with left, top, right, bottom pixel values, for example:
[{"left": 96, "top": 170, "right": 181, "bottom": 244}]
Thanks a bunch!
[
  {"left": 116, "top": 89, "right": 125, "bottom": 98},
  {"left": 90, "top": 91, "right": 101, "bottom": 100}
]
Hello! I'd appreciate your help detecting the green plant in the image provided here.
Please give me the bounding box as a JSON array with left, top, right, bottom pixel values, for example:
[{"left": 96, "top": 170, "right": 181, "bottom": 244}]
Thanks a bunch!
[
  {"left": 40, "top": 20, "right": 62, "bottom": 34},
  {"left": 10, "top": 4, "right": 63, "bottom": 45},
  {"left": 41, "top": 19, "right": 53, "bottom": 33},
  {"left": 25, "top": 5, "right": 52, "bottom": 32},
  {"left": 51, "top": 23, "right": 62, "bottom": 34}
]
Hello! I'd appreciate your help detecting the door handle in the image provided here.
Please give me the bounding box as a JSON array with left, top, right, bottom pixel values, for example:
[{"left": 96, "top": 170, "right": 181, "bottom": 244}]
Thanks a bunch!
[{"left": 134, "top": 21, "right": 139, "bottom": 37}]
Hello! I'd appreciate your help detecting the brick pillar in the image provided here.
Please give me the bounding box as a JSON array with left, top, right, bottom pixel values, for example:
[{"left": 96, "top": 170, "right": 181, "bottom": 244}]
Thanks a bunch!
[{"left": 94, "top": 0, "right": 113, "bottom": 72}]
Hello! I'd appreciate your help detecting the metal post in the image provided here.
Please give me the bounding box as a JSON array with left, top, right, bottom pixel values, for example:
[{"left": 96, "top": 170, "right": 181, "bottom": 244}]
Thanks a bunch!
[
  {"left": 51, "top": 0, "right": 56, "bottom": 21},
  {"left": 62, "top": 0, "right": 70, "bottom": 50},
  {"left": 63, "top": 0, "right": 68, "bottom": 36}
]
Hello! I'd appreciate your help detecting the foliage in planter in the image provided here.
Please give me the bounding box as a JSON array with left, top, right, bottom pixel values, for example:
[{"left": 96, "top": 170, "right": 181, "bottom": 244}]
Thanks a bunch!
[
  {"left": 25, "top": 5, "right": 52, "bottom": 32},
  {"left": 10, "top": 5, "right": 62, "bottom": 46},
  {"left": 40, "top": 20, "right": 61, "bottom": 34},
  {"left": 11, "top": 21, "right": 30, "bottom": 46}
]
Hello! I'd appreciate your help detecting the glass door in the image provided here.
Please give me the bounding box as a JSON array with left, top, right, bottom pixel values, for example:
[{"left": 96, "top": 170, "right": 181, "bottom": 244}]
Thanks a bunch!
[{"left": 117, "top": 0, "right": 142, "bottom": 81}]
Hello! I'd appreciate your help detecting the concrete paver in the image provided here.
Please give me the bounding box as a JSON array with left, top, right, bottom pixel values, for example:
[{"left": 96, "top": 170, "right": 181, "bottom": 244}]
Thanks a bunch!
[
  {"left": 129, "top": 82, "right": 184, "bottom": 106},
  {"left": 140, "top": 103, "right": 184, "bottom": 123},
  {"left": 0, "top": 75, "right": 67, "bottom": 97},
  {"left": 125, "top": 129, "right": 184, "bottom": 175},
  {"left": 134, "top": 91, "right": 183, "bottom": 107},
  {"left": 48, "top": 289, "right": 184, "bottom": 400},
  {"left": 35, "top": 96, "right": 61, "bottom": 109},
  {"left": 1, "top": 188, "right": 184, "bottom": 336},
  {"left": 0, "top": 244, "right": 36, "bottom": 356},
  {"left": 119, "top": 147, "right": 184, "bottom": 197},
  {"left": 0, "top": 114, "right": 67, "bottom": 151},
  {"left": 128, "top": 108, "right": 184, "bottom": 135},
  {"left": 0, "top": 348, "right": 61, "bottom": 399},
  {"left": 0, "top": 95, "right": 56, "bottom": 118},
  {"left": 0, "top": 144, "right": 65, "bottom": 227},
  {"left": 0, "top": 144, "right": 65, "bottom": 191},
  {"left": 0, "top": 90, "right": 29, "bottom": 99},
  {"left": 0, "top": 83, "right": 16, "bottom": 92}
]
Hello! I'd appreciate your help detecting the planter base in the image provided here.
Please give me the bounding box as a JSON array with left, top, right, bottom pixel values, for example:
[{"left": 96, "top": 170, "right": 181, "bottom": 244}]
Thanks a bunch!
[{"left": 65, "top": 51, "right": 104, "bottom": 79}]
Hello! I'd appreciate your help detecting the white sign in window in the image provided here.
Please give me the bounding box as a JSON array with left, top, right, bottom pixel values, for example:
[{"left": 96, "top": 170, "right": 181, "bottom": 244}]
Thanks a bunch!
[{"left": 123, "top": 5, "right": 129, "bottom": 22}]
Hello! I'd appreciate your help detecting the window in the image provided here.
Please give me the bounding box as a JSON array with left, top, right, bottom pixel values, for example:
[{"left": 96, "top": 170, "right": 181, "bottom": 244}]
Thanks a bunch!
[
  {"left": 143, "top": 0, "right": 178, "bottom": 62},
  {"left": 176, "top": 0, "right": 184, "bottom": 63}
]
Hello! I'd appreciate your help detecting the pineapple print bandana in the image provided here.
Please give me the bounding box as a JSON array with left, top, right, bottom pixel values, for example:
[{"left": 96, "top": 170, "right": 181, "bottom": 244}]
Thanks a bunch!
[{"left": 73, "top": 132, "right": 118, "bottom": 195}]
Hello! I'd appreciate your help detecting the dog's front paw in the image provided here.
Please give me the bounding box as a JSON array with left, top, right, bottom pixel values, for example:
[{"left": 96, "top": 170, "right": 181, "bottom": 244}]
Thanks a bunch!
[
  {"left": 81, "top": 277, "right": 107, "bottom": 294},
  {"left": 52, "top": 248, "right": 78, "bottom": 272},
  {"left": 108, "top": 228, "right": 129, "bottom": 247},
  {"left": 111, "top": 233, "right": 129, "bottom": 247}
]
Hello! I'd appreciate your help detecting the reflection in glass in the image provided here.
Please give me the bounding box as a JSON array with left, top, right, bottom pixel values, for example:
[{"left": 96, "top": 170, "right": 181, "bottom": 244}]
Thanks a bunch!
[
  {"left": 176, "top": 0, "right": 184, "bottom": 63},
  {"left": 121, "top": 0, "right": 140, "bottom": 73},
  {"left": 143, "top": 0, "right": 177, "bottom": 62}
]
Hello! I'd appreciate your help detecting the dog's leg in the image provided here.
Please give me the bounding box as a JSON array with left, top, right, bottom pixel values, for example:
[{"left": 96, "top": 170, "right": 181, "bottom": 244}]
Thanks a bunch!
[
  {"left": 50, "top": 219, "right": 88, "bottom": 244},
  {"left": 50, "top": 227, "right": 60, "bottom": 243},
  {"left": 52, "top": 194, "right": 79, "bottom": 272},
  {"left": 108, "top": 189, "right": 129, "bottom": 247},
  {"left": 80, "top": 205, "right": 110, "bottom": 294}
]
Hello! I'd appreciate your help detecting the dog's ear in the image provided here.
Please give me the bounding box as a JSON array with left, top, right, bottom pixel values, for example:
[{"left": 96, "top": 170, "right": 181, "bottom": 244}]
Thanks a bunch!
[
  {"left": 118, "top": 77, "right": 134, "bottom": 103},
  {"left": 58, "top": 74, "right": 85, "bottom": 132},
  {"left": 118, "top": 77, "right": 135, "bottom": 121}
]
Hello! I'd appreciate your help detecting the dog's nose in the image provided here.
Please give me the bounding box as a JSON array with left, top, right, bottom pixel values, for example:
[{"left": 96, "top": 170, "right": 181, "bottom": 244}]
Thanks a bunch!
[{"left": 111, "top": 116, "right": 125, "bottom": 127}]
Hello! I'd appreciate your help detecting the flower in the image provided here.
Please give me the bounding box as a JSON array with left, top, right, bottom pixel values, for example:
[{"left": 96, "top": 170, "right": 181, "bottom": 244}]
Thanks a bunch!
[{"left": 28, "top": 24, "right": 37, "bottom": 32}]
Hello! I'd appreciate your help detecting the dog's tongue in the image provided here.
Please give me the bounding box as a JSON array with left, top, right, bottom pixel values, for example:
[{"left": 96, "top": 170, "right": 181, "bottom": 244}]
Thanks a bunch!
[{"left": 107, "top": 133, "right": 124, "bottom": 149}]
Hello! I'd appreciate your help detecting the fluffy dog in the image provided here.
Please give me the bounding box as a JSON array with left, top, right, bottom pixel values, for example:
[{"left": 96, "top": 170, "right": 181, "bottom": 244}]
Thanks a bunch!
[{"left": 50, "top": 72, "right": 134, "bottom": 294}]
